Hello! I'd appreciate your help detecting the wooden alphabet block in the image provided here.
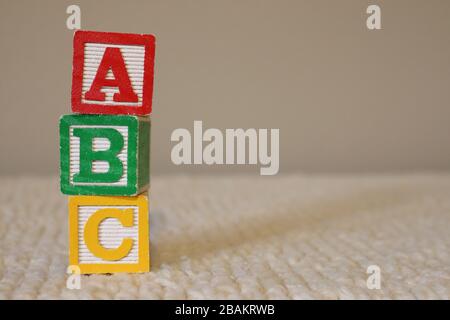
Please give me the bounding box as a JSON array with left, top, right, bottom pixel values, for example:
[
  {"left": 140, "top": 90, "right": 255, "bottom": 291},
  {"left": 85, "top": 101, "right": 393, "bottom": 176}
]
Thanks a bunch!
[
  {"left": 72, "top": 30, "right": 155, "bottom": 116},
  {"left": 69, "top": 195, "right": 150, "bottom": 274},
  {"left": 60, "top": 114, "right": 150, "bottom": 196}
]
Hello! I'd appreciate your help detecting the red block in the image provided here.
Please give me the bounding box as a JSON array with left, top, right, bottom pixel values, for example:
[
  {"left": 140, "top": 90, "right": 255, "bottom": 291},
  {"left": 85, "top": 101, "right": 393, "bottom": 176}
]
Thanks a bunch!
[{"left": 72, "top": 30, "right": 155, "bottom": 116}]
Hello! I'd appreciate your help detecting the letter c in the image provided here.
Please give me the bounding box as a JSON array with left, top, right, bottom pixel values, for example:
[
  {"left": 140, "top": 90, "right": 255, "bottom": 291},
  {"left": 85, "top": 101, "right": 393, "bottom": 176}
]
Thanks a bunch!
[{"left": 84, "top": 208, "right": 134, "bottom": 260}]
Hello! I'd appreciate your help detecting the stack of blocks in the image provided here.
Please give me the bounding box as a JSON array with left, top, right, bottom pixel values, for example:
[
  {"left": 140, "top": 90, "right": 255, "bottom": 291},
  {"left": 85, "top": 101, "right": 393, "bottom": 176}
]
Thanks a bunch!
[{"left": 60, "top": 30, "right": 155, "bottom": 274}]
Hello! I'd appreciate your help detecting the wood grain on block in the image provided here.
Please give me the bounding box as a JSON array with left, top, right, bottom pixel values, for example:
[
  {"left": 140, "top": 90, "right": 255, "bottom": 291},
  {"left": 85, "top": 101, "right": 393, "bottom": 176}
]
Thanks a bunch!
[
  {"left": 60, "top": 114, "right": 150, "bottom": 196},
  {"left": 72, "top": 30, "right": 155, "bottom": 116},
  {"left": 69, "top": 195, "right": 150, "bottom": 274}
]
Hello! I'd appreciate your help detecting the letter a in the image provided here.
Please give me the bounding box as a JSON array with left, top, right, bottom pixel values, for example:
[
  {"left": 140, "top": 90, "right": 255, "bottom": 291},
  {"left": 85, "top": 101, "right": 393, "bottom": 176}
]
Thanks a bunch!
[
  {"left": 366, "top": 5, "right": 381, "bottom": 30},
  {"left": 66, "top": 5, "right": 81, "bottom": 30},
  {"left": 85, "top": 47, "right": 138, "bottom": 102}
]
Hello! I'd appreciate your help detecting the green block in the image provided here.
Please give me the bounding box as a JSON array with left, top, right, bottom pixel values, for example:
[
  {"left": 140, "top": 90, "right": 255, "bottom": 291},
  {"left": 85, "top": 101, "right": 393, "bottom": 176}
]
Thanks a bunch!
[{"left": 60, "top": 114, "right": 150, "bottom": 196}]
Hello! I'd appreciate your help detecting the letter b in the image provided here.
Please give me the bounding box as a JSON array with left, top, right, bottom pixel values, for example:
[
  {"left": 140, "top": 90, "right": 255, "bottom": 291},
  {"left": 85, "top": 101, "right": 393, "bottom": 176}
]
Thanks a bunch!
[{"left": 73, "top": 127, "right": 124, "bottom": 183}]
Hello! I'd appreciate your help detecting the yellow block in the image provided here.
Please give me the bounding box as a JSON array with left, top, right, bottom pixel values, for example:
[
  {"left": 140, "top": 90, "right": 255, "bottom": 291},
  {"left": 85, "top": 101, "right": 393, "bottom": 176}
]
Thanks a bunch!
[{"left": 69, "top": 195, "right": 150, "bottom": 274}]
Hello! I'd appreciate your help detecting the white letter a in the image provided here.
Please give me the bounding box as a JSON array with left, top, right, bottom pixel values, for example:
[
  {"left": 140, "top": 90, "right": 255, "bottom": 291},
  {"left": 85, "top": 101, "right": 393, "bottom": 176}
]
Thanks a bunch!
[
  {"left": 66, "top": 5, "right": 81, "bottom": 30},
  {"left": 366, "top": 5, "right": 381, "bottom": 30}
]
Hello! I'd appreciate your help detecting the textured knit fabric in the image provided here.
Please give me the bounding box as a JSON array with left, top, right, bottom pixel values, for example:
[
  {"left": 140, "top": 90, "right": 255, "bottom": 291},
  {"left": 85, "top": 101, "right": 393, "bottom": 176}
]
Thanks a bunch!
[{"left": 0, "top": 174, "right": 449, "bottom": 299}]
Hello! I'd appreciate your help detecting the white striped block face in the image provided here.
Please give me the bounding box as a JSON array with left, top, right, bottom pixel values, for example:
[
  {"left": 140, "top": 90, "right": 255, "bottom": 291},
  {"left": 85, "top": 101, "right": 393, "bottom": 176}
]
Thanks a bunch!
[
  {"left": 82, "top": 43, "right": 145, "bottom": 107},
  {"left": 69, "top": 125, "right": 129, "bottom": 187},
  {"left": 78, "top": 205, "right": 139, "bottom": 264},
  {"left": 69, "top": 195, "right": 150, "bottom": 274},
  {"left": 72, "top": 30, "right": 155, "bottom": 115}
]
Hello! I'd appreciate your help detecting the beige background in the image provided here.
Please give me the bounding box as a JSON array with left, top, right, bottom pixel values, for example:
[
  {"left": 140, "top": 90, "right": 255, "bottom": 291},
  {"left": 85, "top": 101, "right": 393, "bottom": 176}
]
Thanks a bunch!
[{"left": 1, "top": 0, "right": 450, "bottom": 176}]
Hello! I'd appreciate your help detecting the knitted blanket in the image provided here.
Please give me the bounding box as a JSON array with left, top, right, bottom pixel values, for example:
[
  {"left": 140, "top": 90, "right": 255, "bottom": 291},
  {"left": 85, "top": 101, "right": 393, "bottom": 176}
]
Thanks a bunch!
[{"left": 0, "top": 174, "right": 449, "bottom": 299}]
